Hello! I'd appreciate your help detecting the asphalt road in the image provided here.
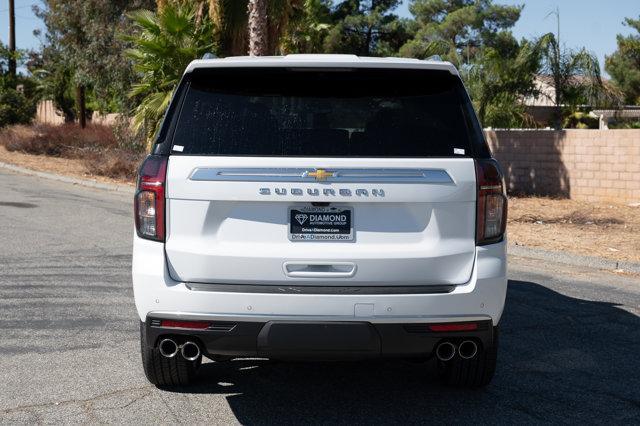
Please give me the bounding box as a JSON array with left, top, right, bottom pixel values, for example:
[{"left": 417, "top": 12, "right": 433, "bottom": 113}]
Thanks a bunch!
[{"left": 1, "top": 168, "right": 639, "bottom": 424}]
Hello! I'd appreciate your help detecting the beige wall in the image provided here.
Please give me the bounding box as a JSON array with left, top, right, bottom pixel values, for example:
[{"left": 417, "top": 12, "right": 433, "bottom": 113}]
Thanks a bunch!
[
  {"left": 35, "top": 100, "right": 65, "bottom": 125},
  {"left": 92, "top": 112, "right": 122, "bottom": 126},
  {"left": 35, "top": 101, "right": 124, "bottom": 126},
  {"left": 485, "top": 130, "right": 640, "bottom": 204}
]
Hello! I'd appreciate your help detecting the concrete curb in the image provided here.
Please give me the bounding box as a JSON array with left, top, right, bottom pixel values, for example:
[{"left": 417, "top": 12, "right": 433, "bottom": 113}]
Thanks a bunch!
[
  {"left": 0, "top": 161, "right": 134, "bottom": 194},
  {"left": 3, "top": 159, "right": 639, "bottom": 274},
  {"left": 508, "top": 244, "right": 640, "bottom": 274}
]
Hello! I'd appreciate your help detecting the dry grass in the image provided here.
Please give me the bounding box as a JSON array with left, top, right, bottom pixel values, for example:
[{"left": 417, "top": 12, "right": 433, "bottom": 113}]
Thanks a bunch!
[
  {"left": 0, "top": 145, "right": 135, "bottom": 187},
  {"left": 1, "top": 124, "right": 117, "bottom": 155},
  {"left": 0, "top": 124, "right": 144, "bottom": 180},
  {"left": 84, "top": 150, "right": 143, "bottom": 180},
  {"left": 508, "top": 197, "right": 640, "bottom": 263}
]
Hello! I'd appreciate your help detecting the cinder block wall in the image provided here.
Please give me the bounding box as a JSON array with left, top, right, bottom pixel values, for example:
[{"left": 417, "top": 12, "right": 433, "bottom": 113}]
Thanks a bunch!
[{"left": 484, "top": 130, "right": 640, "bottom": 203}]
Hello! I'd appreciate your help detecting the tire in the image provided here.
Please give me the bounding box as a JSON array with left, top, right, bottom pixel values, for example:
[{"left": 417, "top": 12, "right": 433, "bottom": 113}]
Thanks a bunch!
[
  {"left": 437, "top": 327, "right": 499, "bottom": 388},
  {"left": 140, "top": 321, "right": 201, "bottom": 387}
]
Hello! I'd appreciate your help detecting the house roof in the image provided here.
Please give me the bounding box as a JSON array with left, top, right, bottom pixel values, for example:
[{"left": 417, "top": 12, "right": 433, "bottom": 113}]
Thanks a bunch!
[
  {"left": 535, "top": 74, "right": 611, "bottom": 86},
  {"left": 524, "top": 75, "right": 616, "bottom": 107}
]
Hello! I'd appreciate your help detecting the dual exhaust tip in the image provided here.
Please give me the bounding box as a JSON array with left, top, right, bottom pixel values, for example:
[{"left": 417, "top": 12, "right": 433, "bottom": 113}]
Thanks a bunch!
[
  {"left": 160, "top": 337, "right": 476, "bottom": 363},
  {"left": 158, "top": 338, "right": 201, "bottom": 361},
  {"left": 435, "top": 340, "right": 478, "bottom": 362}
]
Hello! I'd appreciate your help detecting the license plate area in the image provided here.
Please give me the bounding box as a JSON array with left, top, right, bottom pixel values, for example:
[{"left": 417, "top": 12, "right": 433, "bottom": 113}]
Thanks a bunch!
[{"left": 288, "top": 206, "right": 354, "bottom": 241}]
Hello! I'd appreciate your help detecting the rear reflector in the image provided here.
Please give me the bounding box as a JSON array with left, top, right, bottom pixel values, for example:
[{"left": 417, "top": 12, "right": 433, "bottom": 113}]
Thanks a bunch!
[
  {"left": 428, "top": 323, "right": 478, "bottom": 332},
  {"left": 160, "top": 320, "right": 211, "bottom": 330}
]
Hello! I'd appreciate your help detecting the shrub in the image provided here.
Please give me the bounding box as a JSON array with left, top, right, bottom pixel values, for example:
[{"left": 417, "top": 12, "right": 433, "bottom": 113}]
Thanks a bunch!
[
  {"left": 112, "top": 115, "right": 146, "bottom": 153},
  {"left": 608, "top": 119, "right": 640, "bottom": 129},
  {"left": 84, "top": 149, "right": 144, "bottom": 180},
  {"left": 563, "top": 112, "right": 599, "bottom": 129},
  {"left": 0, "top": 89, "right": 36, "bottom": 127}
]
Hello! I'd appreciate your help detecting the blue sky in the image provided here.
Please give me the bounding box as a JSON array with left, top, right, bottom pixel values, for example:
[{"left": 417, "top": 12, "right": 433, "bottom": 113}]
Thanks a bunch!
[
  {"left": 1, "top": 0, "right": 638, "bottom": 76},
  {"left": 398, "top": 0, "right": 638, "bottom": 75}
]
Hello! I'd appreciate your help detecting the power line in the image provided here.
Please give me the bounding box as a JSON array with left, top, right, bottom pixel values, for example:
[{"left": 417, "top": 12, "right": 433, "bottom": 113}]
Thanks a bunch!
[
  {"left": 15, "top": 14, "right": 38, "bottom": 20},
  {"left": 0, "top": 5, "right": 31, "bottom": 12}
]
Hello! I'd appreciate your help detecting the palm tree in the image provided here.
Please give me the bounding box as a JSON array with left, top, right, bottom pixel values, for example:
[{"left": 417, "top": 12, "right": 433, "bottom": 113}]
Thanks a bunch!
[
  {"left": 248, "top": 0, "right": 268, "bottom": 55},
  {"left": 157, "top": 0, "right": 297, "bottom": 56},
  {"left": 539, "top": 33, "right": 606, "bottom": 129},
  {"left": 247, "top": 0, "right": 299, "bottom": 56},
  {"left": 209, "top": 0, "right": 250, "bottom": 56},
  {"left": 466, "top": 37, "right": 542, "bottom": 127},
  {"left": 157, "top": 0, "right": 247, "bottom": 56},
  {"left": 279, "top": 0, "right": 331, "bottom": 54},
  {"left": 265, "top": 0, "right": 300, "bottom": 54},
  {"left": 125, "top": 3, "right": 213, "bottom": 145}
]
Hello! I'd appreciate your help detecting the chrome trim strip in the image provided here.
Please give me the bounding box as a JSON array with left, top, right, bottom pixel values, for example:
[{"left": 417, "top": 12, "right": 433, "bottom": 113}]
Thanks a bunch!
[
  {"left": 186, "top": 283, "right": 454, "bottom": 295},
  {"left": 189, "top": 168, "right": 454, "bottom": 184}
]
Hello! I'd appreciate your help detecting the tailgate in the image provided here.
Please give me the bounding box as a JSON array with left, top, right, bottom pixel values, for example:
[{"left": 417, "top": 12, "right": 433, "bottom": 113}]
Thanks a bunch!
[{"left": 164, "top": 156, "right": 477, "bottom": 286}]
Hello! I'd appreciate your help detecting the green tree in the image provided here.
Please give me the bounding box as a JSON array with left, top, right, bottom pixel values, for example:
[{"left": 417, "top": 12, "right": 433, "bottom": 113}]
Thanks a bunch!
[
  {"left": 465, "top": 33, "right": 542, "bottom": 128},
  {"left": 281, "top": 0, "right": 332, "bottom": 53},
  {"left": 605, "top": 17, "right": 640, "bottom": 105},
  {"left": 0, "top": 89, "right": 36, "bottom": 127},
  {"left": 125, "top": 3, "right": 213, "bottom": 144},
  {"left": 35, "top": 0, "right": 155, "bottom": 124},
  {"left": 324, "top": 0, "right": 411, "bottom": 56},
  {"left": 0, "top": 44, "right": 38, "bottom": 127},
  {"left": 0, "top": 44, "right": 20, "bottom": 86},
  {"left": 29, "top": 45, "right": 76, "bottom": 122},
  {"left": 400, "top": 0, "right": 522, "bottom": 65}
]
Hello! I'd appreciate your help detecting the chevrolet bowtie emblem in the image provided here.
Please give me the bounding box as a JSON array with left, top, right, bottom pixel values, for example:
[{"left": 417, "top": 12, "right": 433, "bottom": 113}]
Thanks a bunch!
[{"left": 305, "top": 169, "right": 335, "bottom": 181}]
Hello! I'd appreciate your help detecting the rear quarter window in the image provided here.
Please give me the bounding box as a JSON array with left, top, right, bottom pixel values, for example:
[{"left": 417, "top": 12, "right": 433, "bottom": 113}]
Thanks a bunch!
[{"left": 167, "top": 67, "right": 488, "bottom": 158}]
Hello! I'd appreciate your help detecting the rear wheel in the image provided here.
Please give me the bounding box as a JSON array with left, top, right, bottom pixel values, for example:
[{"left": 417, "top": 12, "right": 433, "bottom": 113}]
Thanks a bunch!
[
  {"left": 140, "top": 321, "right": 201, "bottom": 387},
  {"left": 437, "top": 327, "right": 499, "bottom": 388}
]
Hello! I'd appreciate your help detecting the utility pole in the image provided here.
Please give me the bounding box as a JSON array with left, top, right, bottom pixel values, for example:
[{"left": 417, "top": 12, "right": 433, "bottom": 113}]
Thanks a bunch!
[{"left": 8, "top": 0, "right": 17, "bottom": 79}]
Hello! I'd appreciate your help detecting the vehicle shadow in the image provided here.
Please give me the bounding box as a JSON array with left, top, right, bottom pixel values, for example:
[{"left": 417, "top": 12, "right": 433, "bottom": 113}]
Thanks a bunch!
[{"left": 163, "top": 279, "right": 640, "bottom": 424}]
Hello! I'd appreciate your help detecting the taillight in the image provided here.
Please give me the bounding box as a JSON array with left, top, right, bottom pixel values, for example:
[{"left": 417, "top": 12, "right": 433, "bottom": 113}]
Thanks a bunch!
[
  {"left": 475, "top": 159, "right": 507, "bottom": 245},
  {"left": 134, "top": 155, "right": 168, "bottom": 241}
]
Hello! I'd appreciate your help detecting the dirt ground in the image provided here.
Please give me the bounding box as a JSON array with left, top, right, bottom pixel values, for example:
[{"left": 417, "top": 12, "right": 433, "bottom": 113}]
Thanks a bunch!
[
  {"left": 509, "top": 197, "right": 640, "bottom": 263},
  {"left": 0, "top": 145, "right": 134, "bottom": 188},
  {"left": 0, "top": 147, "right": 638, "bottom": 263}
]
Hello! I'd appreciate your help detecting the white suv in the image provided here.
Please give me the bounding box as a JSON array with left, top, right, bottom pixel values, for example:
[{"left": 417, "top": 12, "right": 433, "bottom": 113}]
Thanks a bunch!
[{"left": 132, "top": 54, "right": 507, "bottom": 388}]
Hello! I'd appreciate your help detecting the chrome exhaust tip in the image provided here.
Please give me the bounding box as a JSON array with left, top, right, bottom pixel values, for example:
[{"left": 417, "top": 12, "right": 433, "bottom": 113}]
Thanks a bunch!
[
  {"left": 181, "top": 341, "right": 201, "bottom": 361},
  {"left": 158, "top": 338, "right": 179, "bottom": 358},
  {"left": 435, "top": 341, "right": 457, "bottom": 362},
  {"left": 458, "top": 340, "right": 478, "bottom": 360}
]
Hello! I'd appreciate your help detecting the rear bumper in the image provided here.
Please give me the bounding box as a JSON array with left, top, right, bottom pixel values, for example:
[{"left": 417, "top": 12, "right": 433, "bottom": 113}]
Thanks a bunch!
[
  {"left": 144, "top": 317, "right": 496, "bottom": 359},
  {"left": 132, "top": 236, "right": 507, "bottom": 326}
]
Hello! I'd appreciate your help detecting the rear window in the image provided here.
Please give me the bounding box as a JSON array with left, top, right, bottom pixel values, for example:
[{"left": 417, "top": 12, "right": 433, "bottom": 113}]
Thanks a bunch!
[{"left": 169, "top": 67, "right": 486, "bottom": 157}]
